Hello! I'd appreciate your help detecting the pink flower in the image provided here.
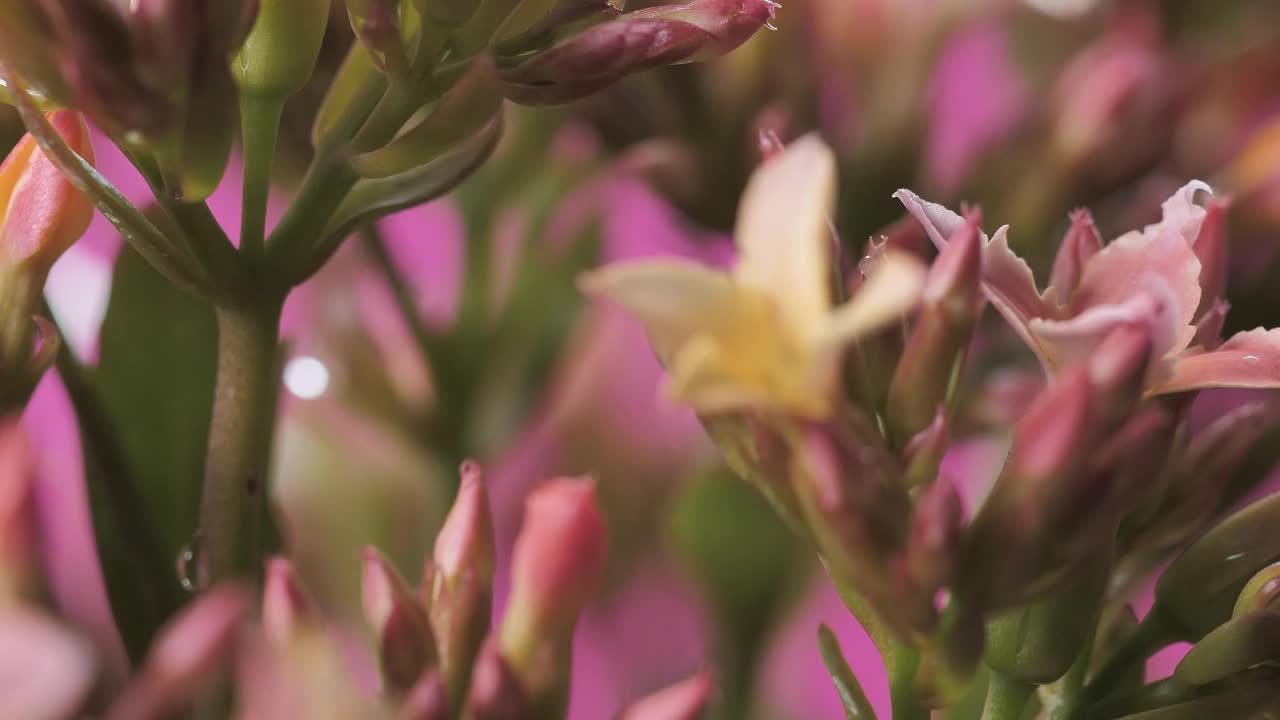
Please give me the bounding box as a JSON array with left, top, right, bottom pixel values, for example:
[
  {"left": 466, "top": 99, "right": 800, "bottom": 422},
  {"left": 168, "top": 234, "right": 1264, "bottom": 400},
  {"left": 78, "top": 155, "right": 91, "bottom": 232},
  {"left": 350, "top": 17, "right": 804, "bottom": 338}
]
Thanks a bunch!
[{"left": 896, "top": 182, "right": 1280, "bottom": 396}]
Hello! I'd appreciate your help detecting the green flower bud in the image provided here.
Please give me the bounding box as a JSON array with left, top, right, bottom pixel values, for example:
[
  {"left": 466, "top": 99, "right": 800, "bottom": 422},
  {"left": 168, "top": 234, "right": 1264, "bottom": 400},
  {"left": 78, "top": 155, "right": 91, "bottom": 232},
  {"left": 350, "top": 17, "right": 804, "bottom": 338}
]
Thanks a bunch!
[
  {"left": 233, "top": 0, "right": 331, "bottom": 97},
  {"left": 1155, "top": 493, "right": 1280, "bottom": 642},
  {"left": 1234, "top": 562, "right": 1280, "bottom": 618},
  {"left": 1174, "top": 611, "right": 1280, "bottom": 686}
]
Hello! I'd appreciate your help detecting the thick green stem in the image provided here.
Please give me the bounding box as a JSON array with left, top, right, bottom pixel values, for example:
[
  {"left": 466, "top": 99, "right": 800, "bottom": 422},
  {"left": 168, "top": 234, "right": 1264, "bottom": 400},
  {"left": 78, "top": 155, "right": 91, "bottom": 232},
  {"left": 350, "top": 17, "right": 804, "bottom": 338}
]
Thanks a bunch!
[
  {"left": 197, "top": 299, "right": 284, "bottom": 586},
  {"left": 1082, "top": 608, "right": 1177, "bottom": 705},
  {"left": 238, "top": 94, "right": 285, "bottom": 261},
  {"left": 829, "top": 570, "right": 928, "bottom": 720},
  {"left": 980, "top": 671, "right": 1034, "bottom": 720}
]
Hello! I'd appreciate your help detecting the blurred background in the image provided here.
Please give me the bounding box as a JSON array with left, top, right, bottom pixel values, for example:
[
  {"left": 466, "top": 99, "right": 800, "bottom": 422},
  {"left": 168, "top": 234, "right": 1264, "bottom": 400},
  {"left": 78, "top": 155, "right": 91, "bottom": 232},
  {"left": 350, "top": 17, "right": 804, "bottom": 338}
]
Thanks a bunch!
[{"left": 13, "top": 0, "right": 1280, "bottom": 716}]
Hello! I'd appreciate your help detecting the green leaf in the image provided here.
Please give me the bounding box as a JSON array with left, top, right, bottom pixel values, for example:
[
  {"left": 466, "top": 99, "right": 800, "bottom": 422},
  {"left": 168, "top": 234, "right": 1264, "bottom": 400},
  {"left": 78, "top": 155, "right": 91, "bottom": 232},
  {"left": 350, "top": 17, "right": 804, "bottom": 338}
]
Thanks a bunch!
[
  {"left": 1174, "top": 611, "right": 1280, "bottom": 686},
  {"left": 82, "top": 242, "right": 218, "bottom": 660},
  {"left": 818, "top": 624, "right": 878, "bottom": 719}
]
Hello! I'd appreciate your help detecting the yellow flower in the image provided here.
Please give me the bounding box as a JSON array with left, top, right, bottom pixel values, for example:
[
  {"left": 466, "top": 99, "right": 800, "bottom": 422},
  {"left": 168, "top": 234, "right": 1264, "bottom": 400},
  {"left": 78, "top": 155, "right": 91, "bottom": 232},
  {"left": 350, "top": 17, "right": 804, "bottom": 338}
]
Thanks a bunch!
[{"left": 579, "top": 134, "right": 925, "bottom": 418}]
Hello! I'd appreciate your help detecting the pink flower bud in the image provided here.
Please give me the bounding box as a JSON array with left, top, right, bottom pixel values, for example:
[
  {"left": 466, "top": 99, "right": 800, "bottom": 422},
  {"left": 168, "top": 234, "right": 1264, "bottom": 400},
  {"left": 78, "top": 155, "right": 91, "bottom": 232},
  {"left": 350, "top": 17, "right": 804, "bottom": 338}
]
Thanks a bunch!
[
  {"left": 262, "top": 556, "right": 317, "bottom": 645},
  {"left": 362, "top": 546, "right": 436, "bottom": 694},
  {"left": 462, "top": 638, "right": 529, "bottom": 720},
  {"left": 427, "top": 461, "right": 495, "bottom": 708},
  {"left": 1048, "top": 209, "right": 1102, "bottom": 302},
  {"left": 0, "top": 110, "right": 94, "bottom": 282},
  {"left": 107, "top": 586, "right": 248, "bottom": 720},
  {"left": 886, "top": 213, "right": 981, "bottom": 441},
  {"left": 400, "top": 670, "right": 449, "bottom": 720},
  {"left": 498, "top": 477, "right": 606, "bottom": 708},
  {"left": 617, "top": 671, "right": 716, "bottom": 720},
  {"left": 1086, "top": 324, "right": 1152, "bottom": 423}
]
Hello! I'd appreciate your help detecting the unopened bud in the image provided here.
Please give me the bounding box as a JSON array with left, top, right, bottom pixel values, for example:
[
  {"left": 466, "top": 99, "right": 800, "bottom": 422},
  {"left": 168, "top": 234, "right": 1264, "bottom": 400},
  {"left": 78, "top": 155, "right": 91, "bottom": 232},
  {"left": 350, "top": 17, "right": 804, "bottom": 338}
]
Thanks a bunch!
[
  {"left": 901, "top": 409, "right": 948, "bottom": 489},
  {"left": 0, "top": 3, "right": 72, "bottom": 104},
  {"left": 1191, "top": 197, "right": 1230, "bottom": 319},
  {"left": 1086, "top": 324, "right": 1152, "bottom": 425},
  {"left": 886, "top": 214, "right": 981, "bottom": 442},
  {"left": 262, "top": 556, "right": 317, "bottom": 645},
  {"left": 348, "top": 0, "right": 411, "bottom": 76},
  {"left": 428, "top": 460, "right": 495, "bottom": 708},
  {"left": 1048, "top": 209, "right": 1102, "bottom": 303},
  {"left": 108, "top": 586, "right": 248, "bottom": 720},
  {"left": 963, "top": 367, "right": 1092, "bottom": 608},
  {"left": 363, "top": 546, "right": 437, "bottom": 695},
  {"left": 0, "top": 111, "right": 92, "bottom": 399},
  {"left": 401, "top": 670, "right": 450, "bottom": 720},
  {"left": 351, "top": 57, "right": 503, "bottom": 179},
  {"left": 617, "top": 671, "right": 715, "bottom": 720},
  {"left": 1173, "top": 608, "right": 1280, "bottom": 687},
  {"left": 893, "top": 476, "right": 963, "bottom": 632},
  {"left": 1234, "top": 562, "right": 1280, "bottom": 618},
  {"left": 233, "top": 0, "right": 331, "bottom": 97},
  {"left": 499, "top": 0, "right": 775, "bottom": 106},
  {"left": 0, "top": 417, "right": 36, "bottom": 601},
  {"left": 498, "top": 476, "right": 606, "bottom": 716},
  {"left": 1155, "top": 492, "right": 1280, "bottom": 642},
  {"left": 462, "top": 639, "right": 530, "bottom": 720}
]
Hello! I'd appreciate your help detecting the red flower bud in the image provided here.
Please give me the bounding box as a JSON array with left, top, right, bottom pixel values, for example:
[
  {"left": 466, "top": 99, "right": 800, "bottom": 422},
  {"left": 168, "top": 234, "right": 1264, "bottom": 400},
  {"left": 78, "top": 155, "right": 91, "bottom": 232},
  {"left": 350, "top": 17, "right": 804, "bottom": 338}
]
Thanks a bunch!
[{"left": 363, "top": 546, "right": 436, "bottom": 694}]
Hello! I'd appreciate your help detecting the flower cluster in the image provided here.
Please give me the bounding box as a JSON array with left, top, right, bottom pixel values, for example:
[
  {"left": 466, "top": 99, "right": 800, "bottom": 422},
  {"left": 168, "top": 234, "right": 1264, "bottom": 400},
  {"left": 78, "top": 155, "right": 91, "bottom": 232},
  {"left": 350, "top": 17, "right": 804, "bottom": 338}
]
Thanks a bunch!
[{"left": 588, "top": 134, "right": 1280, "bottom": 717}]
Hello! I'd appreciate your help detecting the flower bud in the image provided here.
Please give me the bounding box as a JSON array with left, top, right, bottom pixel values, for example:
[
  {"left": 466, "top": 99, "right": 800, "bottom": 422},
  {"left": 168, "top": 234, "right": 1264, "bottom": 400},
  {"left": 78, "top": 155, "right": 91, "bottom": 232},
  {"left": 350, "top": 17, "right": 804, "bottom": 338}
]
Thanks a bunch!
[
  {"left": 233, "top": 0, "right": 331, "bottom": 97},
  {"left": 401, "top": 670, "right": 450, "bottom": 720},
  {"left": 1048, "top": 209, "right": 1102, "bottom": 302},
  {"left": 351, "top": 57, "right": 503, "bottom": 179},
  {"left": 984, "top": 556, "right": 1110, "bottom": 684},
  {"left": 886, "top": 213, "right": 981, "bottom": 443},
  {"left": 348, "top": 0, "right": 411, "bottom": 76},
  {"left": 1191, "top": 196, "right": 1230, "bottom": 319},
  {"left": 262, "top": 556, "right": 318, "bottom": 645},
  {"left": 428, "top": 460, "right": 495, "bottom": 708},
  {"left": 900, "top": 409, "right": 947, "bottom": 489},
  {"left": 893, "top": 476, "right": 963, "bottom": 631},
  {"left": 498, "top": 476, "right": 606, "bottom": 716},
  {"left": 0, "top": 111, "right": 92, "bottom": 397},
  {"left": 107, "top": 586, "right": 248, "bottom": 720},
  {"left": 962, "top": 367, "right": 1092, "bottom": 608},
  {"left": 1233, "top": 562, "right": 1280, "bottom": 618},
  {"left": 617, "top": 671, "right": 715, "bottom": 720},
  {"left": 461, "top": 639, "right": 530, "bottom": 720},
  {"left": 1085, "top": 323, "right": 1152, "bottom": 426},
  {"left": 0, "top": 3, "right": 72, "bottom": 104},
  {"left": 363, "top": 546, "right": 437, "bottom": 695},
  {"left": 499, "top": 0, "right": 775, "bottom": 106},
  {"left": 0, "top": 417, "right": 36, "bottom": 602},
  {"left": 1155, "top": 492, "right": 1280, "bottom": 642}
]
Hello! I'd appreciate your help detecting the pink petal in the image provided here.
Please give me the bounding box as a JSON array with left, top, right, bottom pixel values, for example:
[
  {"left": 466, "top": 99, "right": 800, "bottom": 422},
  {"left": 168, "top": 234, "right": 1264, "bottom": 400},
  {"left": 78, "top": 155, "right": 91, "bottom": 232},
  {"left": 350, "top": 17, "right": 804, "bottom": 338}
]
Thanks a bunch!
[
  {"left": 893, "top": 190, "right": 1054, "bottom": 359},
  {"left": 1150, "top": 328, "right": 1280, "bottom": 395},
  {"left": 0, "top": 608, "right": 96, "bottom": 720},
  {"left": 1030, "top": 274, "right": 1180, "bottom": 370},
  {"left": 1073, "top": 218, "right": 1201, "bottom": 357}
]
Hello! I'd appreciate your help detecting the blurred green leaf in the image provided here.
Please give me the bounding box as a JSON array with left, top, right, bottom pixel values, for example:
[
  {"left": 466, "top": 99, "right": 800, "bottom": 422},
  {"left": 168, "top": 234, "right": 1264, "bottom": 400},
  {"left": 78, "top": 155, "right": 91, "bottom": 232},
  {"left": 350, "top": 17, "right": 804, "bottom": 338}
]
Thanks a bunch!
[
  {"left": 83, "top": 242, "right": 218, "bottom": 660},
  {"left": 818, "top": 624, "right": 877, "bottom": 719},
  {"left": 1113, "top": 678, "right": 1280, "bottom": 719},
  {"left": 1174, "top": 611, "right": 1280, "bottom": 686}
]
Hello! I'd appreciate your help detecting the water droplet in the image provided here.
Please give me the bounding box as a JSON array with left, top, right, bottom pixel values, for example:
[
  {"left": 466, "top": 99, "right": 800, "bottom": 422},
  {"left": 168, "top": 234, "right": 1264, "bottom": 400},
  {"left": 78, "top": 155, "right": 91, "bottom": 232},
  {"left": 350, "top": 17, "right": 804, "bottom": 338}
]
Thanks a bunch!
[{"left": 176, "top": 531, "right": 202, "bottom": 593}]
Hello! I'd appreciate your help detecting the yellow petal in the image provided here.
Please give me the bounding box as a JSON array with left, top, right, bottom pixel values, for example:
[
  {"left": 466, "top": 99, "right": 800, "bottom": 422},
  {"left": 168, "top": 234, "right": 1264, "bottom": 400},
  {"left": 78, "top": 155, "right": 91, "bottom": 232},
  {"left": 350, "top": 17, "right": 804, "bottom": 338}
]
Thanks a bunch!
[
  {"left": 821, "top": 250, "right": 926, "bottom": 346},
  {"left": 733, "top": 133, "right": 838, "bottom": 339},
  {"left": 668, "top": 335, "right": 805, "bottom": 415},
  {"left": 577, "top": 259, "right": 737, "bottom": 358}
]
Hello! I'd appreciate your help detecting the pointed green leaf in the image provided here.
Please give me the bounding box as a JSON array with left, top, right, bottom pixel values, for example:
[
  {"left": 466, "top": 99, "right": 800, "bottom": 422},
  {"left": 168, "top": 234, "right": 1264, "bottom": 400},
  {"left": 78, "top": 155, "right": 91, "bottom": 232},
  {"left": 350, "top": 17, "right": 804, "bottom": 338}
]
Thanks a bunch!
[{"left": 818, "top": 624, "right": 878, "bottom": 719}]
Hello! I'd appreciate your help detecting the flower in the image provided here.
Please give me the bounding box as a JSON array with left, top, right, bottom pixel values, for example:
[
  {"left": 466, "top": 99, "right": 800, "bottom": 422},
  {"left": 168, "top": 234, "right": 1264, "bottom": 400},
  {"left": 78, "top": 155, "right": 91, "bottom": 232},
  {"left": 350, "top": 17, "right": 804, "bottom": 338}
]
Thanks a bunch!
[
  {"left": 895, "top": 182, "right": 1280, "bottom": 396},
  {"left": 580, "top": 134, "right": 926, "bottom": 418}
]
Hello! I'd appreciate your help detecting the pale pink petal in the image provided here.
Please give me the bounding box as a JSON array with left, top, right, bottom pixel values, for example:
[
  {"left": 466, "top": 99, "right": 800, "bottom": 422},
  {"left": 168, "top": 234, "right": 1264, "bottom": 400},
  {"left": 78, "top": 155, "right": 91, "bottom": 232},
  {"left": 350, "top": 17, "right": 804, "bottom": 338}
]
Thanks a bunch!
[
  {"left": 733, "top": 134, "right": 837, "bottom": 337},
  {"left": 1074, "top": 221, "right": 1201, "bottom": 356},
  {"left": 894, "top": 189, "right": 1054, "bottom": 359},
  {"left": 1149, "top": 328, "right": 1280, "bottom": 395},
  {"left": 1031, "top": 274, "right": 1181, "bottom": 370},
  {"left": 577, "top": 260, "right": 739, "bottom": 359}
]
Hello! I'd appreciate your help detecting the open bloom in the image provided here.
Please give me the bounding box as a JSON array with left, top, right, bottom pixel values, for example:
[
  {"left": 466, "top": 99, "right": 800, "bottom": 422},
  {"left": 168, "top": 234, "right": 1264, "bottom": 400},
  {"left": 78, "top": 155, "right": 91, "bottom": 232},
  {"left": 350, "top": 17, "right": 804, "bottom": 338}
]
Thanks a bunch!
[
  {"left": 580, "top": 134, "right": 926, "bottom": 418},
  {"left": 896, "top": 182, "right": 1280, "bottom": 396}
]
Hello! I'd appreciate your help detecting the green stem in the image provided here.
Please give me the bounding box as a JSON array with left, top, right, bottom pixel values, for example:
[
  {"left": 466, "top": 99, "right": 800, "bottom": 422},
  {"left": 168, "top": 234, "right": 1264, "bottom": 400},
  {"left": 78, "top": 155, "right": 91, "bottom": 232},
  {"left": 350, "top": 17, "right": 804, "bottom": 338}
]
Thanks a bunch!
[
  {"left": 266, "top": 150, "right": 360, "bottom": 283},
  {"left": 196, "top": 299, "right": 284, "bottom": 586},
  {"left": 829, "top": 571, "right": 928, "bottom": 720},
  {"left": 238, "top": 94, "right": 285, "bottom": 262},
  {"left": 980, "top": 671, "right": 1034, "bottom": 720}
]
